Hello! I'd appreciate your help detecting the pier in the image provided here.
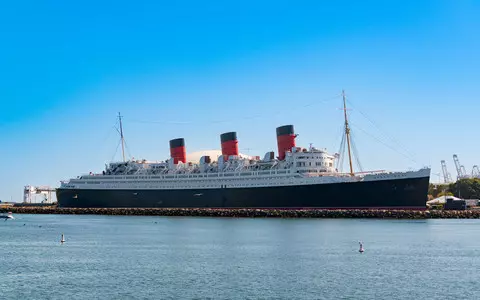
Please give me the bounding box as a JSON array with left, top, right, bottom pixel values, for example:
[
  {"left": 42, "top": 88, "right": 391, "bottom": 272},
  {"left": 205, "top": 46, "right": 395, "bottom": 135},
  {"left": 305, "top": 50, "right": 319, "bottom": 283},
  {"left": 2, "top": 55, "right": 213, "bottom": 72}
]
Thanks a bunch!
[{"left": 1, "top": 206, "right": 480, "bottom": 219}]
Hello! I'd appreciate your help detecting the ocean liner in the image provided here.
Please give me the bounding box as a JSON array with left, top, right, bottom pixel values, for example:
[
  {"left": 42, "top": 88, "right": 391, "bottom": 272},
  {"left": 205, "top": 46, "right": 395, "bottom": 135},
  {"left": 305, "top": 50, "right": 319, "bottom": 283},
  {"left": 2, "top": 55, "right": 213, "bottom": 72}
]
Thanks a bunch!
[{"left": 57, "top": 92, "right": 430, "bottom": 209}]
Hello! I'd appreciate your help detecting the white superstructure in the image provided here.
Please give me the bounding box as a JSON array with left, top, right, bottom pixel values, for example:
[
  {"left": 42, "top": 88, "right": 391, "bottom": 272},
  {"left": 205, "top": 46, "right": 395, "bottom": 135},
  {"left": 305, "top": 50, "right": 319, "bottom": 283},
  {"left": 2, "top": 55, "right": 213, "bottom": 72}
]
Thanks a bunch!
[{"left": 60, "top": 145, "right": 430, "bottom": 191}]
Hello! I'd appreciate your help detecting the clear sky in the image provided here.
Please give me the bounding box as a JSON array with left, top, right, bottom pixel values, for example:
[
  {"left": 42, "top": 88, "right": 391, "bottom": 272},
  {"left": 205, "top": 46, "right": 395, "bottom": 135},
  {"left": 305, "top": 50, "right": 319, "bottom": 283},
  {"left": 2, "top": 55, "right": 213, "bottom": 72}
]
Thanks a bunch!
[{"left": 1, "top": 0, "right": 479, "bottom": 202}]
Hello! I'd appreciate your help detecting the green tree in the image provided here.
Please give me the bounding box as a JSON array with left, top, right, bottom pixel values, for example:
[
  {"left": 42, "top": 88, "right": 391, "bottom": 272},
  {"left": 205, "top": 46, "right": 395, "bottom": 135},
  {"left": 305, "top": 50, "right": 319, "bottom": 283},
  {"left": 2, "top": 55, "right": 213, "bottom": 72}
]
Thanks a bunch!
[
  {"left": 449, "top": 178, "right": 480, "bottom": 199},
  {"left": 428, "top": 183, "right": 450, "bottom": 198},
  {"left": 437, "top": 191, "right": 454, "bottom": 197}
]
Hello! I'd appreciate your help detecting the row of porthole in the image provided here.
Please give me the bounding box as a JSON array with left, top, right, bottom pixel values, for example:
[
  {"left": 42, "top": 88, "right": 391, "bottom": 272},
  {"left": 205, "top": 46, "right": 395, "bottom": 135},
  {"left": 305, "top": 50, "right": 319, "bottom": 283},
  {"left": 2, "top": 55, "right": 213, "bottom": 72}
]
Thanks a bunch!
[
  {"left": 81, "top": 171, "right": 295, "bottom": 180},
  {"left": 80, "top": 180, "right": 302, "bottom": 186},
  {"left": 77, "top": 176, "right": 356, "bottom": 187},
  {"left": 78, "top": 177, "right": 343, "bottom": 187},
  {"left": 371, "top": 174, "right": 405, "bottom": 179},
  {"left": 83, "top": 181, "right": 306, "bottom": 189},
  {"left": 78, "top": 177, "right": 295, "bottom": 185},
  {"left": 75, "top": 178, "right": 356, "bottom": 190},
  {"left": 75, "top": 174, "right": 295, "bottom": 182}
]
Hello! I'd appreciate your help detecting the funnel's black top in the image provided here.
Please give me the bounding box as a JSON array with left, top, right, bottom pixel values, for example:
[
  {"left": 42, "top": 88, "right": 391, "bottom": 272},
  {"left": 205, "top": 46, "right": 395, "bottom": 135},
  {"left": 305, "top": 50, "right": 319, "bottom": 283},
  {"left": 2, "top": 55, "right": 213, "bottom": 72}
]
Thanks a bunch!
[
  {"left": 276, "top": 125, "right": 294, "bottom": 136},
  {"left": 169, "top": 138, "right": 185, "bottom": 148},
  {"left": 220, "top": 132, "right": 237, "bottom": 143}
]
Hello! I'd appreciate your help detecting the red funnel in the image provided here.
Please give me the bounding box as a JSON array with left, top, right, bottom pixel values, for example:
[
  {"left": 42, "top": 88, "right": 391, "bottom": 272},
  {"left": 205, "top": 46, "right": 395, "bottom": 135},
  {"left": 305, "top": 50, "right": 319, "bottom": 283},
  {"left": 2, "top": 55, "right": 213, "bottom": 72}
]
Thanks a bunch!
[
  {"left": 220, "top": 132, "right": 239, "bottom": 160},
  {"left": 276, "top": 125, "right": 296, "bottom": 160},
  {"left": 169, "top": 138, "right": 186, "bottom": 164}
]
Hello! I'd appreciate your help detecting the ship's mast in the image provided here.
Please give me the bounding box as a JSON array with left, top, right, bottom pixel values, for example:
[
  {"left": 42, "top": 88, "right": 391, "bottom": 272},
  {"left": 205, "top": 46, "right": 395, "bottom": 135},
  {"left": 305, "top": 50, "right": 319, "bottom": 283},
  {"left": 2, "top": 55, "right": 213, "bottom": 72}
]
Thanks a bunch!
[
  {"left": 118, "top": 112, "right": 126, "bottom": 162},
  {"left": 342, "top": 90, "right": 354, "bottom": 176}
]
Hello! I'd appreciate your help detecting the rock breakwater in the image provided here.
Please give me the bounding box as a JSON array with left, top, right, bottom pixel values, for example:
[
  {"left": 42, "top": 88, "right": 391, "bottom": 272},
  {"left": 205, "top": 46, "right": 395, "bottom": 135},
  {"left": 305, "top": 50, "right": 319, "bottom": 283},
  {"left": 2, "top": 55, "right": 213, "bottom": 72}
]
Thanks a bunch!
[{"left": 2, "top": 206, "right": 480, "bottom": 218}]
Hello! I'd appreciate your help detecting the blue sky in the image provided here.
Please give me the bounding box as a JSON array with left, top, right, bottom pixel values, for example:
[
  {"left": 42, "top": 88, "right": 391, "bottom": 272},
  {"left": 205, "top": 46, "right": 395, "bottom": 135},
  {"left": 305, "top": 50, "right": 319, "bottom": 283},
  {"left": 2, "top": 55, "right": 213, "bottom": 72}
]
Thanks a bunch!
[{"left": 1, "top": 0, "right": 479, "bottom": 201}]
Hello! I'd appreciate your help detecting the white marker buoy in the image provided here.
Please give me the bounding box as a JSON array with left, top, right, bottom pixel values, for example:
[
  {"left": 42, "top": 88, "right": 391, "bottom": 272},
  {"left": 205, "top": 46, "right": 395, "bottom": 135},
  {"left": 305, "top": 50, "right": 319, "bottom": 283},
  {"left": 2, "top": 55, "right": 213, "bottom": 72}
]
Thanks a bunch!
[
  {"left": 61, "top": 233, "right": 65, "bottom": 244},
  {"left": 359, "top": 241, "right": 364, "bottom": 253}
]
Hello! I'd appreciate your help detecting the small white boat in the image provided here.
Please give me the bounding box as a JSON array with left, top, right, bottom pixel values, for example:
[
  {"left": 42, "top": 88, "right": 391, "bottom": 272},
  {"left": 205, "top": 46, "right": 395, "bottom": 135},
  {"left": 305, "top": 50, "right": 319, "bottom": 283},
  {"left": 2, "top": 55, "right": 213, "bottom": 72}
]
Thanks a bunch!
[{"left": 0, "top": 212, "right": 14, "bottom": 220}]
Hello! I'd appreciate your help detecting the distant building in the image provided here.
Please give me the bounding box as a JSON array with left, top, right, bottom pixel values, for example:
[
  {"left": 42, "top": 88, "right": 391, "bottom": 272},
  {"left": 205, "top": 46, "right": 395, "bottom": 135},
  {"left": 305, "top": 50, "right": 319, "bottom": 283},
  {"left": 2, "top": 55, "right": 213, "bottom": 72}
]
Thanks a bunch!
[
  {"left": 444, "top": 198, "right": 466, "bottom": 210},
  {"left": 427, "top": 195, "right": 479, "bottom": 210},
  {"left": 427, "top": 195, "right": 461, "bottom": 205},
  {"left": 464, "top": 199, "right": 479, "bottom": 207}
]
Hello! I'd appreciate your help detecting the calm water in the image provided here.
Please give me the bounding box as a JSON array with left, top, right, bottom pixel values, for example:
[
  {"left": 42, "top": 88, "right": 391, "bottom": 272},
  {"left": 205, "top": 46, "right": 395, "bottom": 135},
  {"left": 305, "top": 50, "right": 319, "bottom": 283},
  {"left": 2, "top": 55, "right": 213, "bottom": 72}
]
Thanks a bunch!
[{"left": 0, "top": 215, "right": 479, "bottom": 299}]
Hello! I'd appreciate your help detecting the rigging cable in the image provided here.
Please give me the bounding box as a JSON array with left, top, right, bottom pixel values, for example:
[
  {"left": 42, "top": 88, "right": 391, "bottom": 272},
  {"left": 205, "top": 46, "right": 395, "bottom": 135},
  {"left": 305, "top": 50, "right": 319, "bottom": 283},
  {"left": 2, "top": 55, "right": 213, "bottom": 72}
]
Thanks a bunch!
[
  {"left": 349, "top": 131, "right": 364, "bottom": 172},
  {"left": 100, "top": 117, "right": 123, "bottom": 163},
  {"left": 336, "top": 123, "right": 346, "bottom": 172},
  {"left": 110, "top": 139, "right": 122, "bottom": 163},
  {"left": 126, "top": 94, "right": 342, "bottom": 125},
  {"left": 123, "top": 139, "right": 133, "bottom": 160},
  {"left": 112, "top": 118, "right": 133, "bottom": 161},
  {"left": 101, "top": 124, "right": 118, "bottom": 145},
  {"left": 350, "top": 122, "right": 417, "bottom": 164},
  {"left": 346, "top": 98, "right": 417, "bottom": 163}
]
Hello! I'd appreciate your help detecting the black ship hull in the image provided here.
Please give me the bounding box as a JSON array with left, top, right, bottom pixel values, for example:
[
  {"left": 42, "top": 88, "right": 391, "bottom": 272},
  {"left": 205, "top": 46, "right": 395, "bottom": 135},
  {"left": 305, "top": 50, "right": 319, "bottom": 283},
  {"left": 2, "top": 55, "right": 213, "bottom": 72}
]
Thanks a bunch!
[{"left": 57, "top": 176, "right": 430, "bottom": 209}]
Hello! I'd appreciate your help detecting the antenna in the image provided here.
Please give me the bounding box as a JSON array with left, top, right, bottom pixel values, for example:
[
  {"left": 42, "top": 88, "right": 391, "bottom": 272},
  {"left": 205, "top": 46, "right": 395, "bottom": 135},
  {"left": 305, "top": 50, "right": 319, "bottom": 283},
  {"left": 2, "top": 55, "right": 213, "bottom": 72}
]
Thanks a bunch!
[
  {"left": 342, "top": 90, "right": 354, "bottom": 176},
  {"left": 118, "top": 112, "right": 126, "bottom": 162}
]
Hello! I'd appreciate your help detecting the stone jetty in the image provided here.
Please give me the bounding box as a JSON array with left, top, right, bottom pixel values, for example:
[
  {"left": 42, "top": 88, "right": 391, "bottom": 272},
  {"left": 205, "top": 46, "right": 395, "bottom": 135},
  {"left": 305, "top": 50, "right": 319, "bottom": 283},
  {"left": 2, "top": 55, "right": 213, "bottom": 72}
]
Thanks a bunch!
[{"left": 1, "top": 206, "right": 480, "bottom": 219}]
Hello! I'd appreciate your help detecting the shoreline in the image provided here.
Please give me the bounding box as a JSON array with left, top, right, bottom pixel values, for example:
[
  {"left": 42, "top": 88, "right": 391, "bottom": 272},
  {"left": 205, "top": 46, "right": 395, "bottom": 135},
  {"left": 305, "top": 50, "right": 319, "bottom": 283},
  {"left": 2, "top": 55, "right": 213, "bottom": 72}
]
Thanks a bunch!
[{"left": 2, "top": 207, "right": 480, "bottom": 219}]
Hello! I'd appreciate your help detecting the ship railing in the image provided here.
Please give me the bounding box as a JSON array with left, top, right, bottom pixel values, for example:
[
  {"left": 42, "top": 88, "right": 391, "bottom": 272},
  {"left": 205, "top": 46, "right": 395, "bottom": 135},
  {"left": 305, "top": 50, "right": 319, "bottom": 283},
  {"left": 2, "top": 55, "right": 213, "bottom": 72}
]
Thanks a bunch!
[
  {"left": 300, "top": 170, "right": 387, "bottom": 178},
  {"left": 302, "top": 172, "right": 352, "bottom": 178},
  {"left": 77, "top": 167, "right": 301, "bottom": 180},
  {"left": 76, "top": 169, "right": 297, "bottom": 181},
  {"left": 353, "top": 170, "right": 386, "bottom": 175},
  {"left": 357, "top": 168, "right": 428, "bottom": 176}
]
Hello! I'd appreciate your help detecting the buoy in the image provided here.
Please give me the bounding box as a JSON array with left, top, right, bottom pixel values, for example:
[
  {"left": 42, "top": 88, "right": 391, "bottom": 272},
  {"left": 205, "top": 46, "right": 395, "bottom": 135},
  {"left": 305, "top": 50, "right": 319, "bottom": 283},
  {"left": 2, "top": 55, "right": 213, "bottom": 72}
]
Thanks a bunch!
[
  {"left": 359, "top": 241, "right": 364, "bottom": 253},
  {"left": 61, "top": 233, "right": 65, "bottom": 244}
]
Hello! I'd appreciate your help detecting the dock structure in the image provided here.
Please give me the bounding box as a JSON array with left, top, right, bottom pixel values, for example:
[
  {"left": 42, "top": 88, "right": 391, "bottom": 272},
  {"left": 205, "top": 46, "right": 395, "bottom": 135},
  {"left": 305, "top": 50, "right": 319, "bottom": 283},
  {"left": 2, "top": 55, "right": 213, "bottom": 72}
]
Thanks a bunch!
[
  {"left": 23, "top": 185, "right": 56, "bottom": 204},
  {"left": 1, "top": 206, "right": 480, "bottom": 219}
]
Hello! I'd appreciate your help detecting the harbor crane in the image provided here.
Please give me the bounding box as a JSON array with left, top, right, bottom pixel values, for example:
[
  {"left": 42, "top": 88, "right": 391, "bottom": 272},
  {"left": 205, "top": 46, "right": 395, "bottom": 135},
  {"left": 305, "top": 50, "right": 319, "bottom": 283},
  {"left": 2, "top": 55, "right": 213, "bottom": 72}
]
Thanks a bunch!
[
  {"left": 441, "top": 160, "right": 453, "bottom": 183},
  {"left": 441, "top": 155, "right": 480, "bottom": 182},
  {"left": 453, "top": 154, "right": 468, "bottom": 180},
  {"left": 472, "top": 165, "right": 480, "bottom": 179}
]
